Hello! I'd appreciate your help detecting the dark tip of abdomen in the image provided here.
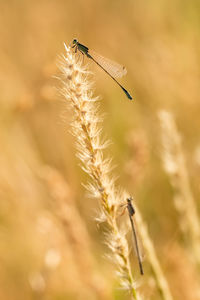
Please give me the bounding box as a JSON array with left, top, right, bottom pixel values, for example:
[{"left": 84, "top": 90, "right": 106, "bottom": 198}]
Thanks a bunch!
[{"left": 122, "top": 87, "right": 133, "bottom": 100}]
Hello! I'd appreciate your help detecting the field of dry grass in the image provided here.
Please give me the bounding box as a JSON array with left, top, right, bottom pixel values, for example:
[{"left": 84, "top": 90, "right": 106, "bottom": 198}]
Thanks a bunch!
[{"left": 0, "top": 1, "right": 200, "bottom": 299}]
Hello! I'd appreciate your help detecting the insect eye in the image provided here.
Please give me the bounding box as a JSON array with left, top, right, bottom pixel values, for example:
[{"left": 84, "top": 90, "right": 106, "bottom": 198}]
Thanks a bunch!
[{"left": 73, "top": 39, "right": 77, "bottom": 44}]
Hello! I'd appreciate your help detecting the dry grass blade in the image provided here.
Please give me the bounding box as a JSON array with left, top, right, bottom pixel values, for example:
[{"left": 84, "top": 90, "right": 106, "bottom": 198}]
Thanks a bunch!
[
  {"left": 134, "top": 207, "right": 174, "bottom": 300},
  {"left": 159, "top": 110, "right": 200, "bottom": 268}
]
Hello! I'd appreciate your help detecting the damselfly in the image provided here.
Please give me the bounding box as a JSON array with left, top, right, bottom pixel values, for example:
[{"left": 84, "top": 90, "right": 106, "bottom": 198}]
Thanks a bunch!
[
  {"left": 71, "top": 39, "right": 132, "bottom": 100},
  {"left": 123, "top": 197, "right": 144, "bottom": 275}
]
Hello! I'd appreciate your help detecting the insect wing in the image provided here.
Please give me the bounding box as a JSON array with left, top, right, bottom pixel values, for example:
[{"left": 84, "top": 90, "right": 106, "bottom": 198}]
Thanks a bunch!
[
  {"left": 89, "top": 50, "right": 127, "bottom": 78},
  {"left": 129, "top": 215, "right": 144, "bottom": 275}
]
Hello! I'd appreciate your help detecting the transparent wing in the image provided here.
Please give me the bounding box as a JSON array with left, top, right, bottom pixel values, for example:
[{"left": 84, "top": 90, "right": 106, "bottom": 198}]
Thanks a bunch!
[
  {"left": 128, "top": 215, "right": 144, "bottom": 275},
  {"left": 130, "top": 217, "right": 144, "bottom": 262},
  {"left": 89, "top": 50, "right": 127, "bottom": 78}
]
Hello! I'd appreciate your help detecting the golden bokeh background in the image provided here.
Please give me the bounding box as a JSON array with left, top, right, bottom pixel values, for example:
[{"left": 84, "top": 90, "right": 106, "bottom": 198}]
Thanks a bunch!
[{"left": 0, "top": 0, "right": 200, "bottom": 299}]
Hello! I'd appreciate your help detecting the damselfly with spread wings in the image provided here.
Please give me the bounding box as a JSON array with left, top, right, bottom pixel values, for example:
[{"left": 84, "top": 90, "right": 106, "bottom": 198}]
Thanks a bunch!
[{"left": 71, "top": 39, "right": 132, "bottom": 100}]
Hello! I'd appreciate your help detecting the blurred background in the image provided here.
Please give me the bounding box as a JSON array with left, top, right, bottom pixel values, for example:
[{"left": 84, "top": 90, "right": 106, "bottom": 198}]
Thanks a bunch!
[{"left": 0, "top": 0, "right": 200, "bottom": 299}]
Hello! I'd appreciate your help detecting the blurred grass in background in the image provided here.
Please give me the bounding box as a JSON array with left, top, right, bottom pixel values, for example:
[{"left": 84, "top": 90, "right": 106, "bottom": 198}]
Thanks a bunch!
[{"left": 0, "top": 0, "right": 200, "bottom": 299}]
